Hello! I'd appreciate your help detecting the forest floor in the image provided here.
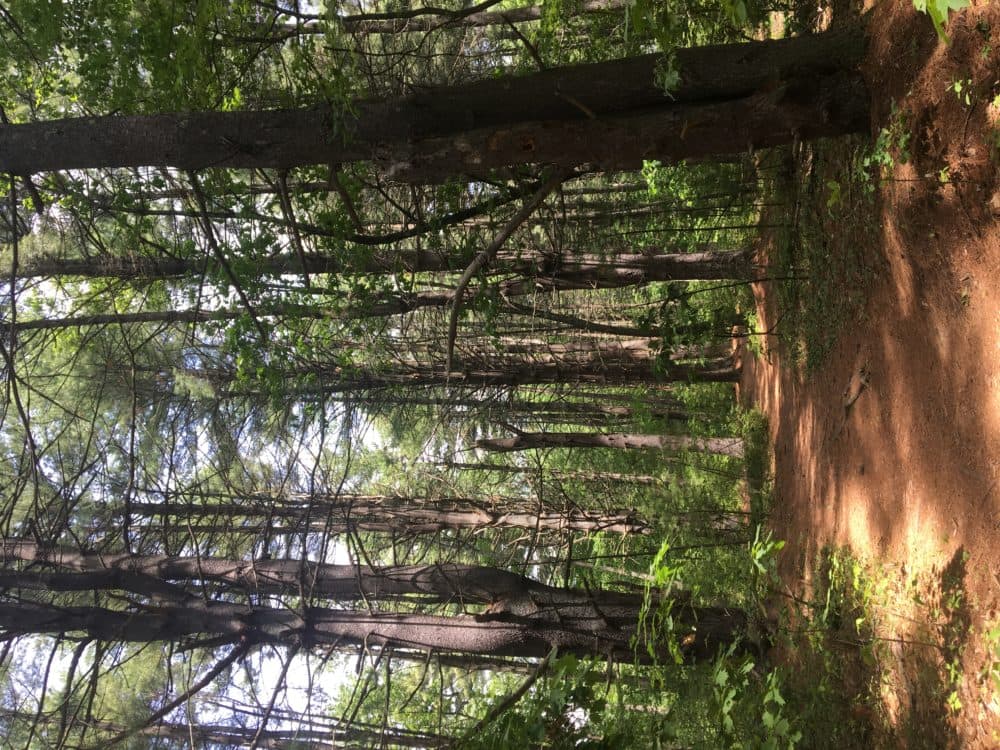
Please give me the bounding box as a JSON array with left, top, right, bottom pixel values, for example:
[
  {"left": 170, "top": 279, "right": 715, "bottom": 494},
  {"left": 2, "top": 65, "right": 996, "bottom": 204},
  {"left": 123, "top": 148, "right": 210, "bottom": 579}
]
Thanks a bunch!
[{"left": 739, "top": 1, "right": 1000, "bottom": 747}]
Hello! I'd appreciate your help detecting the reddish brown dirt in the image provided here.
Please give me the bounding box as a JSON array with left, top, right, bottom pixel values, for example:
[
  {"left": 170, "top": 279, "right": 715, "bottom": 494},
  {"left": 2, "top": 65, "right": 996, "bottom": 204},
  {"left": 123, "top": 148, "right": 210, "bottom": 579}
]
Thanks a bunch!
[{"left": 740, "top": 1, "right": 1000, "bottom": 746}]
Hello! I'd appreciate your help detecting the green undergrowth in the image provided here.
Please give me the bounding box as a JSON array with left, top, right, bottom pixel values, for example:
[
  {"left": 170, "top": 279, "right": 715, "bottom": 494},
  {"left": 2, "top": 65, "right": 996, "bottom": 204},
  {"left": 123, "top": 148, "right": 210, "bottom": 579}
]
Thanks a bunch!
[
  {"left": 771, "top": 547, "right": 888, "bottom": 748},
  {"left": 733, "top": 408, "right": 771, "bottom": 522},
  {"left": 772, "top": 545, "right": 984, "bottom": 748},
  {"left": 767, "top": 138, "right": 884, "bottom": 372}
]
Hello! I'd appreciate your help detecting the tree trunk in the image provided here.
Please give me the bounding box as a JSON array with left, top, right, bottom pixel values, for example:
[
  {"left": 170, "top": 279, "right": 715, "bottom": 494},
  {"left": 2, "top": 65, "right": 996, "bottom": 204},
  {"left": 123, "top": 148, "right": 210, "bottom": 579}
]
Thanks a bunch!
[
  {"left": 0, "top": 30, "right": 866, "bottom": 178},
  {"left": 137, "top": 723, "right": 441, "bottom": 749},
  {"left": 323, "top": 393, "right": 689, "bottom": 424},
  {"left": 338, "top": 0, "right": 629, "bottom": 34},
  {"left": 9, "top": 248, "right": 753, "bottom": 303},
  {"left": 137, "top": 721, "right": 448, "bottom": 749},
  {"left": 499, "top": 247, "right": 754, "bottom": 295},
  {"left": 477, "top": 431, "right": 745, "bottom": 457},
  {"left": 122, "top": 492, "right": 651, "bottom": 536},
  {"left": 7, "top": 249, "right": 753, "bottom": 333},
  {"left": 0, "top": 581, "right": 748, "bottom": 664},
  {"left": 433, "top": 461, "right": 668, "bottom": 485},
  {"left": 6, "top": 297, "right": 461, "bottom": 333},
  {"left": 387, "top": 72, "right": 867, "bottom": 182},
  {"left": 171, "top": 339, "right": 740, "bottom": 396},
  {"left": 2, "top": 541, "right": 661, "bottom": 601}
]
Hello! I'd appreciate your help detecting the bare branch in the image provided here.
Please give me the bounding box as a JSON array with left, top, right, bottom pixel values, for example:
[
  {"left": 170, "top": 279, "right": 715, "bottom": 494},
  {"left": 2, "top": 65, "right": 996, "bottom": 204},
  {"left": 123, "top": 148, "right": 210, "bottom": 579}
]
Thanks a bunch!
[{"left": 445, "top": 171, "right": 569, "bottom": 373}]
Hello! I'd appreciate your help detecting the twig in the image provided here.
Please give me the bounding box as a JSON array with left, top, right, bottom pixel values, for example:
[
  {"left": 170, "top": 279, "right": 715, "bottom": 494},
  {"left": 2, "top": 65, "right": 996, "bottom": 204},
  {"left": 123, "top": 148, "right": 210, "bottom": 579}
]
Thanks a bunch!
[
  {"left": 248, "top": 643, "right": 301, "bottom": 750},
  {"left": 275, "top": 170, "right": 311, "bottom": 288},
  {"left": 445, "top": 171, "right": 568, "bottom": 373},
  {"left": 502, "top": 16, "right": 545, "bottom": 70},
  {"left": 450, "top": 648, "right": 555, "bottom": 747},
  {"left": 328, "top": 166, "right": 364, "bottom": 232},
  {"left": 97, "top": 640, "right": 251, "bottom": 750},
  {"left": 186, "top": 170, "right": 268, "bottom": 340}
]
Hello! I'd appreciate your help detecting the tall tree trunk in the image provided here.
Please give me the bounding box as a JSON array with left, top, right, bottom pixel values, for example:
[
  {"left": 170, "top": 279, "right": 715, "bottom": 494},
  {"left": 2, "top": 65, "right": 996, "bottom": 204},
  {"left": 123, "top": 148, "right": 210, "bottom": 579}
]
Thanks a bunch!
[
  {"left": 171, "top": 340, "right": 740, "bottom": 395},
  {"left": 477, "top": 431, "right": 745, "bottom": 458},
  {"left": 0, "top": 578, "right": 748, "bottom": 664},
  {"left": 0, "top": 711, "right": 451, "bottom": 750},
  {"left": 432, "top": 461, "right": 668, "bottom": 485},
  {"left": 323, "top": 393, "right": 689, "bottom": 423},
  {"left": 0, "top": 30, "right": 866, "bottom": 178},
  {"left": 136, "top": 721, "right": 448, "bottom": 749},
  {"left": 499, "top": 247, "right": 754, "bottom": 295},
  {"left": 3, "top": 542, "right": 663, "bottom": 601},
  {"left": 8, "top": 248, "right": 753, "bottom": 301},
  {"left": 388, "top": 72, "right": 866, "bottom": 182},
  {"left": 7, "top": 250, "right": 752, "bottom": 333},
  {"left": 121, "top": 492, "right": 651, "bottom": 536},
  {"left": 6, "top": 297, "right": 460, "bottom": 332}
]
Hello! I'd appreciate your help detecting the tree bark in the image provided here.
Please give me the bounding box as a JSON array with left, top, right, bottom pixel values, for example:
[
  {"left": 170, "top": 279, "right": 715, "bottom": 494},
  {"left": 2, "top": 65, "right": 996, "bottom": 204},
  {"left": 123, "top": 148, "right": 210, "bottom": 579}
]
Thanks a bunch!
[
  {"left": 122, "top": 492, "right": 651, "bottom": 536},
  {"left": 387, "top": 72, "right": 867, "bottom": 182},
  {"left": 0, "top": 581, "right": 747, "bottom": 664},
  {"left": 338, "top": 0, "right": 628, "bottom": 34},
  {"left": 0, "top": 30, "right": 867, "bottom": 178},
  {"left": 499, "top": 247, "right": 754, "bottom": 295},
  {"left": 9, "top": 247, "right": 752, "bottom": 300},
  {"left": 168, "top": 338, "right": 740, "bottom": 396},
  {"left": 3, "top": 541, "right": 658, "bottom": 602},
  {"left": 433, "top": 461, "right": 668, "bottom": 485},
  {"left": 136, "top": 721, "right": 448, "bottom": 749},
  {"left": 477, "top": 431, "right": 745, "bottom": 457}
]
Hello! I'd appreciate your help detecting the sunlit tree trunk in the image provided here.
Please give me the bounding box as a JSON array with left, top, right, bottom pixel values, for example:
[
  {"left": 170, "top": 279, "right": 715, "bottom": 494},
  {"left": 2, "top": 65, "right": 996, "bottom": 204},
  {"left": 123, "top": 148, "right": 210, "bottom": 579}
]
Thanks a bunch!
[
  {"left": 477, "top": 431, "right": 745, "bottom": 458},
  {"left": 433, "top": 461, "right": 668, "bottom": 485}
]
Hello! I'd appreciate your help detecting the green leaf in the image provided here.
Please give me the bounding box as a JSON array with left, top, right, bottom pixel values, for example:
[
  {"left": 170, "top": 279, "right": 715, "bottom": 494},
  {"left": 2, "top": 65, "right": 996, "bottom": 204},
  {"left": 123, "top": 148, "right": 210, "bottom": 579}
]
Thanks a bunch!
[{"left": 913, "top": 0, "right": 970, "bottom": 42}]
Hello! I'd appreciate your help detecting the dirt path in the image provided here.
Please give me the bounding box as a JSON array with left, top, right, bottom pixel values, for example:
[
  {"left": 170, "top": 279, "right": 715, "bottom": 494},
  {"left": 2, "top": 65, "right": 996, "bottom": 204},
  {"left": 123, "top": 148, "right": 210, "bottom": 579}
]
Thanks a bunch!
[{"left": 740, "top": 2, "right": 1000, "bottom": 746}]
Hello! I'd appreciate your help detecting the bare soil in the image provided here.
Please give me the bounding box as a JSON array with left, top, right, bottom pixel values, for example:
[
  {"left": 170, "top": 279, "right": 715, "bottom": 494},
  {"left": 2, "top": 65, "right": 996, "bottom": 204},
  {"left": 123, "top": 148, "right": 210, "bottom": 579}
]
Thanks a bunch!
[{"left": 740, "top": 1, "right": 1000, "bottom": 746}]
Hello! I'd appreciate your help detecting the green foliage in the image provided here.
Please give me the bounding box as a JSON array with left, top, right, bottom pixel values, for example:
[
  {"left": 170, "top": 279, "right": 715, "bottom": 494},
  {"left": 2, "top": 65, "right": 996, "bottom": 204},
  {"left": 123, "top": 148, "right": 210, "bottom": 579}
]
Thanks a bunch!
[
  {"left": 771, "top": 137, "right": 882, "bottom": 372},
  {"left": 734, "top": 408, "right": 770, "bottom": 517},
  {"left": 758, "top": 670, "right": 802, "bottom": 749},
  {"left": 982, "top": 619, "right": 1000, "bottom": 697},
  {"left": 857, "top": 105, "right": 911, "bottom": 191},
  {"left": 749, "top": 525, "right": 784, "bottom": 582},
  {"left": 913, "top": 0, "right": 970, "bottom": 42},
  {"left": 949, "top": 76, "right": 973, "bottom": 106},
  {"left": 637, "top": 539, "right": 688, "bottom": 665},
  {"left": 464, "top": 653, "right": 679, "bottom": 749},
  {"left": 712, "top": 649, "right": 801, "bottom": 749}
]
